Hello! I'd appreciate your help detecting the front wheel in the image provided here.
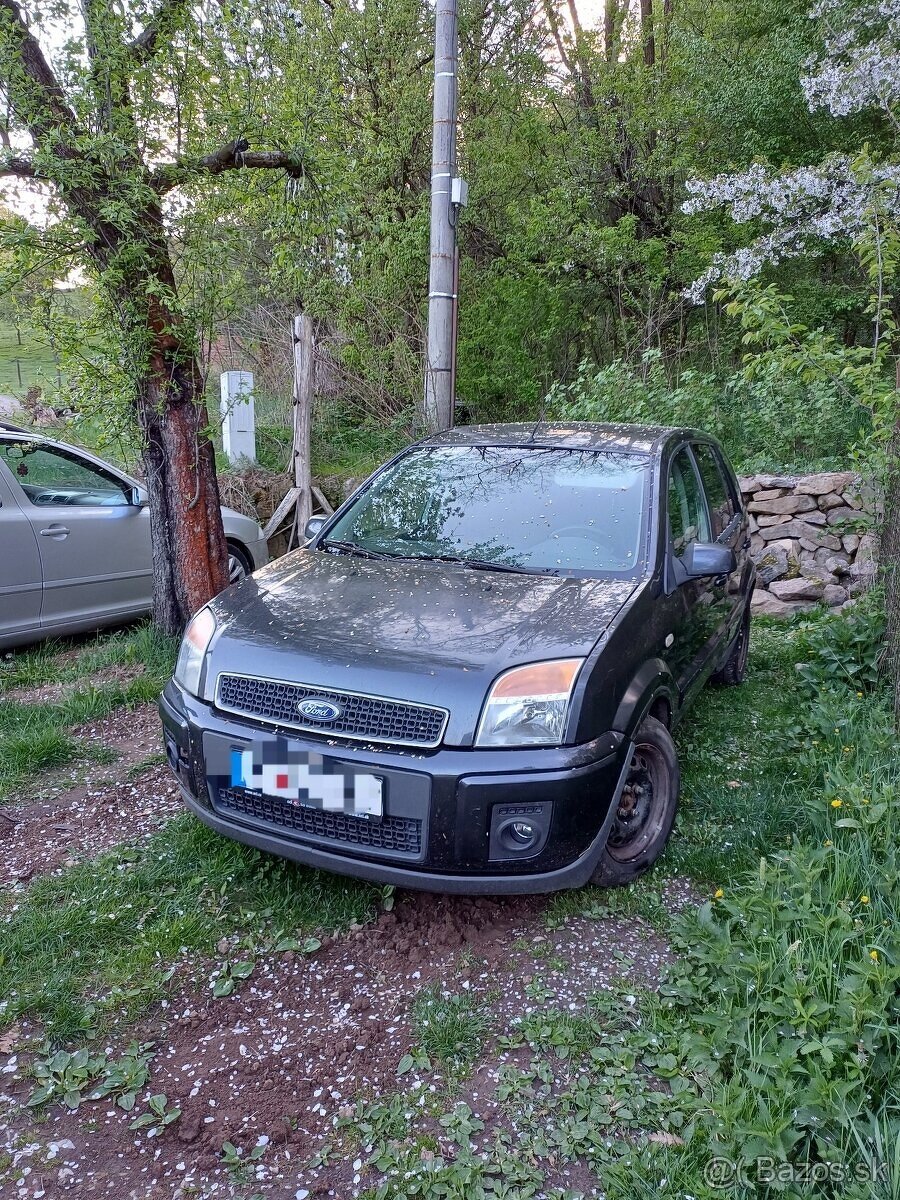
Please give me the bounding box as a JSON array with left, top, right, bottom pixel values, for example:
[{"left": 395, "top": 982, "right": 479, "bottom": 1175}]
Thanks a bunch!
[
  {"left": 590, "top": 716, "right": 680, "bottom": 888},
  {"left": 226, "top": 541, "right": 254, "bottom": 585}
]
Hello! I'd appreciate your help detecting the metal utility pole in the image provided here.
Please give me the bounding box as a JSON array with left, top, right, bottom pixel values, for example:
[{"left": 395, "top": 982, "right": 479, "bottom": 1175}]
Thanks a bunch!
[{"left": 423, "top": 0, "right": 459, "bottom": 433}]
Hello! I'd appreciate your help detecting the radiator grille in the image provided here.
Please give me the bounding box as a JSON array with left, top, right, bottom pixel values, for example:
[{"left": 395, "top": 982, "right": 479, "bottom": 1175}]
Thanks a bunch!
[
  {"left": 216, "top": 785, "right": 422, "bottom": 856},
  {"left": 216, "top": 674, "right": 447, "bottom": 748}
]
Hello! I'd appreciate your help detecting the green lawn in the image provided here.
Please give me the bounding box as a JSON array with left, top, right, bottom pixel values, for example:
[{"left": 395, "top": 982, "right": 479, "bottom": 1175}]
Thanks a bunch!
[{"left": 0, "top": 321, "right": 62, "bottom": 396}]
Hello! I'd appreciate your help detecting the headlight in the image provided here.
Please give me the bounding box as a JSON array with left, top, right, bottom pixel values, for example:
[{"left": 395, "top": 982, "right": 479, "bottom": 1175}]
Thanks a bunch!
[
  {"left": 475, "top": 658, "right": 583, "bottom": 747},
  {"left": 174, "top": 606, "right": 217, "bottom": 697}
]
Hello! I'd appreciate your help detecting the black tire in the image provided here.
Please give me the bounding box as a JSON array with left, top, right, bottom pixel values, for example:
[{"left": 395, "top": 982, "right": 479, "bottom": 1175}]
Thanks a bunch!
[
  {"left": 226, "top": 541, "right": 254, "bottom": 585},
  {"left": 713, "top": 602, "right": 751, "bottom": 686},
  {"left": 590, "top": 715, "right": 680, "bottom": 888}
]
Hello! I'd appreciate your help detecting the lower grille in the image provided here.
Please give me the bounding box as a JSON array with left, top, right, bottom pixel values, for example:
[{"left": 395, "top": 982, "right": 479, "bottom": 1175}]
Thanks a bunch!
[{"left": 216, "top": 785, "right": 422, "bottom": 856}]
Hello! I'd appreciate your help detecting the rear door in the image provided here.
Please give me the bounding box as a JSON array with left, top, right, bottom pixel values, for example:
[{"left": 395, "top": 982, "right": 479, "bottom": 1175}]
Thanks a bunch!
[
  {"left": 0, "top": 438, "right": 153, "bottom": 632},
  {"left": 691, "top": 441, "right": 746, "bottom": 651},
  {"left": 0, "top": 454, "right": 42, "bottom": 645}
]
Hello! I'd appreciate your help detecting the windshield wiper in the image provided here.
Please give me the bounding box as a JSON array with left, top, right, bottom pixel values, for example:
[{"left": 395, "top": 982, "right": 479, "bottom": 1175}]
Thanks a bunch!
[
  {"left": 320, "top": 539, "right": 393, "bottom": 561},
  {"left": 406, "top": 553, "right": 551, "bottom": 576}
]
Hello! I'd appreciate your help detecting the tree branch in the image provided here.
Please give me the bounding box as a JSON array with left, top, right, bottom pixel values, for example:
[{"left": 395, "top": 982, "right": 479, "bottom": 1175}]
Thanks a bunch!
[
  {"left": 0, "top": 0, "right": 83, "bottom": 142},
  {"left": 129, "top": 0, "right": 189, "bottom": 60},
  {"left": 0, "top": 154, "right": 39, "bottom": 178},
  {"left": 151, "top": 140, "right": 307, "bottom": 193}
]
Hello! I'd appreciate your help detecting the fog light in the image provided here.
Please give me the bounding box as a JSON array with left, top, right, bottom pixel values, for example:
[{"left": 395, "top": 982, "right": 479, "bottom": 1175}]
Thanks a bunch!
[
  {"left": 488, "top": 802, "right": 551, "bottom": 861},
  {"left": 509, "top": 820, "right": 537, "bottom": 845}
]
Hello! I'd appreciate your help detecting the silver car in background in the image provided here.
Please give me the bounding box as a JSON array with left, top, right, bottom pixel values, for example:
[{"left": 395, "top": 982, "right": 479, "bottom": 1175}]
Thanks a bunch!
[{"left": 0, "top": 423, "right": 268, "bottom": 649}]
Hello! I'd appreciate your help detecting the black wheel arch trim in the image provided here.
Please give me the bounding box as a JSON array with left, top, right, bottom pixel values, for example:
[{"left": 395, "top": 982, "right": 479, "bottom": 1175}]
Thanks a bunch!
[{"left": 610, "top": 657, "right": 678, "bottom": 739}]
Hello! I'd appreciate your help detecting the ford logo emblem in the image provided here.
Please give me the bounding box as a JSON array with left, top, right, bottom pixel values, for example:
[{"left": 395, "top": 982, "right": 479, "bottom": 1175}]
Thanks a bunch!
[{"left": 297, "top": 698, "right": 342, "bottom": 722}]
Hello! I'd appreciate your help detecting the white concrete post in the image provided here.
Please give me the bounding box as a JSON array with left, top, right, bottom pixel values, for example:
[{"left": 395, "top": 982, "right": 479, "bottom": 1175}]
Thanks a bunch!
[{"left": 220, "top": 370, "right": 257, "bottom": 465}]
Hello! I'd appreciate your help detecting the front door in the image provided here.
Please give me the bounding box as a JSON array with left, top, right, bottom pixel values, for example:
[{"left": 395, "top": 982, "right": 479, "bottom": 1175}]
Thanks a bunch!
[
  {"left": 0, "top": 464, "right": 43, "bottom": 645},
  {"left": 0, "top": 439, "right": 153, "bottom": 632},
  {"left": 662, "top": 446, "right": 715, "bottom": 699}
]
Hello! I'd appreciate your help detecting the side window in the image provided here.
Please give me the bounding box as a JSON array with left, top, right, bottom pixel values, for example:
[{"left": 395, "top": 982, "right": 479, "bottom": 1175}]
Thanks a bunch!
[
  {"left": 693, "top": 444, "right": 735, "bottom": 540},
  {"left": 0, "top": 442, "right": 130, "bottom": 507},
  {"left": 667, "top": 449, "right": 710, "bottom": 558}
]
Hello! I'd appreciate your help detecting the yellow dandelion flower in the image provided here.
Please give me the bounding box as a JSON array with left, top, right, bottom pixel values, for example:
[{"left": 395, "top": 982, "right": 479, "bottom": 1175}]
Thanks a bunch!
[
  {"left": 824, "top": 839, "right": 832, "bottom": 847},
  {"left": 861, "top": 896, "right": 870, "bottom": 904},
  {"left": 831, "top": 799, "right": 843, "bottom": 808},
  {"left": 870, "top": 950, "right": 879, "bottom": 962},
  {"left": 714, "top": 888, "right": 724, "bottom": 900},
  {"left": 856, "top": 691, "right": 864, "bottom": 698}
]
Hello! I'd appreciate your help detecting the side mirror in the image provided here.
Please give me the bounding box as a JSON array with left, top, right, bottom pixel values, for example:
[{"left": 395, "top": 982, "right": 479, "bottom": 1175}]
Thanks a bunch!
[
  {"left": 682, "top": 542, "right": 736, "bottom": 580},
  {"left": 129, "top": 486, "right": 149, "bottom": 507},
  {"left": 304, "top": 516, "right": 327, "bottom": 540}
]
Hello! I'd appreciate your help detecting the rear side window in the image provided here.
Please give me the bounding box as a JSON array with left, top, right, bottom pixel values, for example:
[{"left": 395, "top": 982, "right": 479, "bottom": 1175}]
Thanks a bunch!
[
  {"left": 693, "top": 444, "right": 735, "bottom": 540},
  {"left": 668, "top": 449, "right": 710, "bottom": 557}
]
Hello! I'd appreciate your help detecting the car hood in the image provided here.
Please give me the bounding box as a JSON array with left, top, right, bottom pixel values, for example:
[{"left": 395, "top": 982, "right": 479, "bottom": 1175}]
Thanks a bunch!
[{"left": 204, "top": 549, "right": 639, "bottom": 745}]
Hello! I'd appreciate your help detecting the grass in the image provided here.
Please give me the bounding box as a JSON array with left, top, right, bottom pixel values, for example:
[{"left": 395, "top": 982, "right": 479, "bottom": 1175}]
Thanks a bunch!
[
  {"left": 0, "top": 814, "right": 379, "bottom": 1041},
  {"left": 671, "top": 617, "right": 817, "bottom": 880},
  {"left": 410, "top": 986, "right": 492, "bottom": 1074},
  {"left": 0, "top": 322, "right": 60, "bottom": 395},
  {"left": 0, "top": 623, "right": 177, "bottom": 799}
]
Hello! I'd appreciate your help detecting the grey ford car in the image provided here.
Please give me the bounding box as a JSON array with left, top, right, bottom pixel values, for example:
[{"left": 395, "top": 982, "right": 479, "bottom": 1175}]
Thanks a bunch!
[
  {"left": 160, "top": 423, "right": 754, "bottom": 894},
  {"left": 0, "top": 424, "right": 268, "bottom": 649}
]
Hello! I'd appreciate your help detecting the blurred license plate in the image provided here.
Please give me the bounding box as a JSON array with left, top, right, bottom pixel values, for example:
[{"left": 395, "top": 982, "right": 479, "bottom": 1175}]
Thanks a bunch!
[{"left": 230, "top": 740, "right": 383, "bottom": 818}]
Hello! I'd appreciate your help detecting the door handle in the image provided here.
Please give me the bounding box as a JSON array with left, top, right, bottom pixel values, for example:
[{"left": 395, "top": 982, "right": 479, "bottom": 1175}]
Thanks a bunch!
[
  {"left": 714, "top": 573, "right": 728, "bottom": 586},
  {"left": 40, "top": 525, "right": 70, "bottom": 538},
  {"left": 742, "top": 536, "right": 751, "bottom": 550}
]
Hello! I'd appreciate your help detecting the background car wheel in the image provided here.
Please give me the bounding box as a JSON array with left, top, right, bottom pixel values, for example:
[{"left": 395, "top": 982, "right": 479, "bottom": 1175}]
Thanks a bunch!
[
  {"left": 226, "top": 541, "right": 253, "bottom": 584},
  {"left": 590, "top": 715, "right": 680, "bottom": 888},
  {"left": 713, "top": 602, "right": 751, "bottom": 686}
]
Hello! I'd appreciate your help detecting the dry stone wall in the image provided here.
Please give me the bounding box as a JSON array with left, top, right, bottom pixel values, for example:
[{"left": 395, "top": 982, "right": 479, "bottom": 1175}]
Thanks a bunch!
[{"left": 741, "top": 471, "right": 877, "bottom": 617}]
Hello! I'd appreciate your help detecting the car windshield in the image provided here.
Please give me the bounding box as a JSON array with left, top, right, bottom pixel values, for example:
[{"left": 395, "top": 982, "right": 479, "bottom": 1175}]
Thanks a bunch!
[{"left": 322, "top": 445, "right": 651, "bottom": 578}]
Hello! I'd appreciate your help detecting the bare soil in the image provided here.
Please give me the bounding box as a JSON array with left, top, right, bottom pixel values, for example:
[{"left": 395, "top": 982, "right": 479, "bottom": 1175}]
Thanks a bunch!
[
  {"left": 0, "top": 698, "right": 700, "bottom": 1200},
  {"left": 1, "top": 704, "right": 178, "bottom": 888},
  {"left": 0, "top": 885, "right": 687, "bottom": 1199}
]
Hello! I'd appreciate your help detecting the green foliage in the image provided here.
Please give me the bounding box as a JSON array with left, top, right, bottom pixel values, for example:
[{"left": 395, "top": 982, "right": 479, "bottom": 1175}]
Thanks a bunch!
[
  {"left": 27, "top": 1041, "right": 155, "bottom": 1112},
  {"left": 796, "top": 596, "right": 887, "bottom": 697},
  {"left": 549, "top": 352, "right": 867, "bottom": 471},
  {"left": 128, "top": 1092, "right": 181, "bottom": 1134}
]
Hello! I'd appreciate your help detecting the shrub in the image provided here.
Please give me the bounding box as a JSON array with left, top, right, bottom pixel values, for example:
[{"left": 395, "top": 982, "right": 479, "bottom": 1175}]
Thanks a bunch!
[{"left": 547, "top": 353, "right": 869, "bottom": 472}]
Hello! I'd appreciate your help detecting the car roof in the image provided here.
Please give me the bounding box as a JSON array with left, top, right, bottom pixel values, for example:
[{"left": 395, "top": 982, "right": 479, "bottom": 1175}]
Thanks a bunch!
[{"left": 420, "top": 421, "right": 694, "bottom": 456}]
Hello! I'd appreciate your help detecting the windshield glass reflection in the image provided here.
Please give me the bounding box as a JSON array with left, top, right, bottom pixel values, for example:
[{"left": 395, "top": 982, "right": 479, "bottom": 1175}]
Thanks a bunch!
[{"left": 323, "top": 446, "right": 650, "bottom": 578}]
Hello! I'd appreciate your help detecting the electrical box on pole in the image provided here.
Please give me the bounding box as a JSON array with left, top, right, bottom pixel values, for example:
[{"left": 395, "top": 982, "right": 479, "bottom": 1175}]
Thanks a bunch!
[{"left": 220, "top": 370, "right": 256, "bottom": 465}]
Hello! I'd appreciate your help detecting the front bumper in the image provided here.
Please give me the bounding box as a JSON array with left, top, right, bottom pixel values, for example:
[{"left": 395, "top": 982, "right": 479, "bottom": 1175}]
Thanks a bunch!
[{"left": 159, "top": 681, "right": 633, "bottom": 895}]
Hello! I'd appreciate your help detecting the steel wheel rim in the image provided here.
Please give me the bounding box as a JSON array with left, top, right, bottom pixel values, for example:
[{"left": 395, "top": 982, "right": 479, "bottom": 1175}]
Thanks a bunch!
[{"left": 607, "top": 741, "right": 670, "bottom": 863}]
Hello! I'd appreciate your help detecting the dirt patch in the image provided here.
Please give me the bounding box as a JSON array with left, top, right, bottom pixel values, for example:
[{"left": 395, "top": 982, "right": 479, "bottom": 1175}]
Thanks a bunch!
[
  {"left": 0, "top": 763, "right": 180, "bottom": 887},
  {"left": 1, "top": 704, "right": 177, "bottom": 887},
  {"left": 0, "top": 887, "right": 680, "bottom": 1198},
  {"left": 68, "top": 701, "right": 163, "bottom": 767},
  {"left": 4, "top": 664, "right": 145, "bottom": 707}
]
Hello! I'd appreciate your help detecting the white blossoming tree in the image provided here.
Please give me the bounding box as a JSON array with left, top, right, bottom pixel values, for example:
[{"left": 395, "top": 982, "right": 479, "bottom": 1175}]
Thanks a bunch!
[{"left": 684, "top": 0, "right": 900, "bottom": 712}]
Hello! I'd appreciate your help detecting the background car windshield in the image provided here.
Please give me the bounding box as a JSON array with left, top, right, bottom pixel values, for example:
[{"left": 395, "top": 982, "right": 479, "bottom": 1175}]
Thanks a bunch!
[{"left": 325, "top": 445, "right": 650, "bottom": 576}]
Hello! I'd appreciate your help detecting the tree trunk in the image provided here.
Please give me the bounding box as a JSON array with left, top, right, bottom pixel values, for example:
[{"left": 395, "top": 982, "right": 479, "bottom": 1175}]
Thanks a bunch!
[
  {"left": 137, "top": 365, "right": 229, "bottom": 634},
  {"left": 100, "top": 212, "right": 230, "bottom": 635}
]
